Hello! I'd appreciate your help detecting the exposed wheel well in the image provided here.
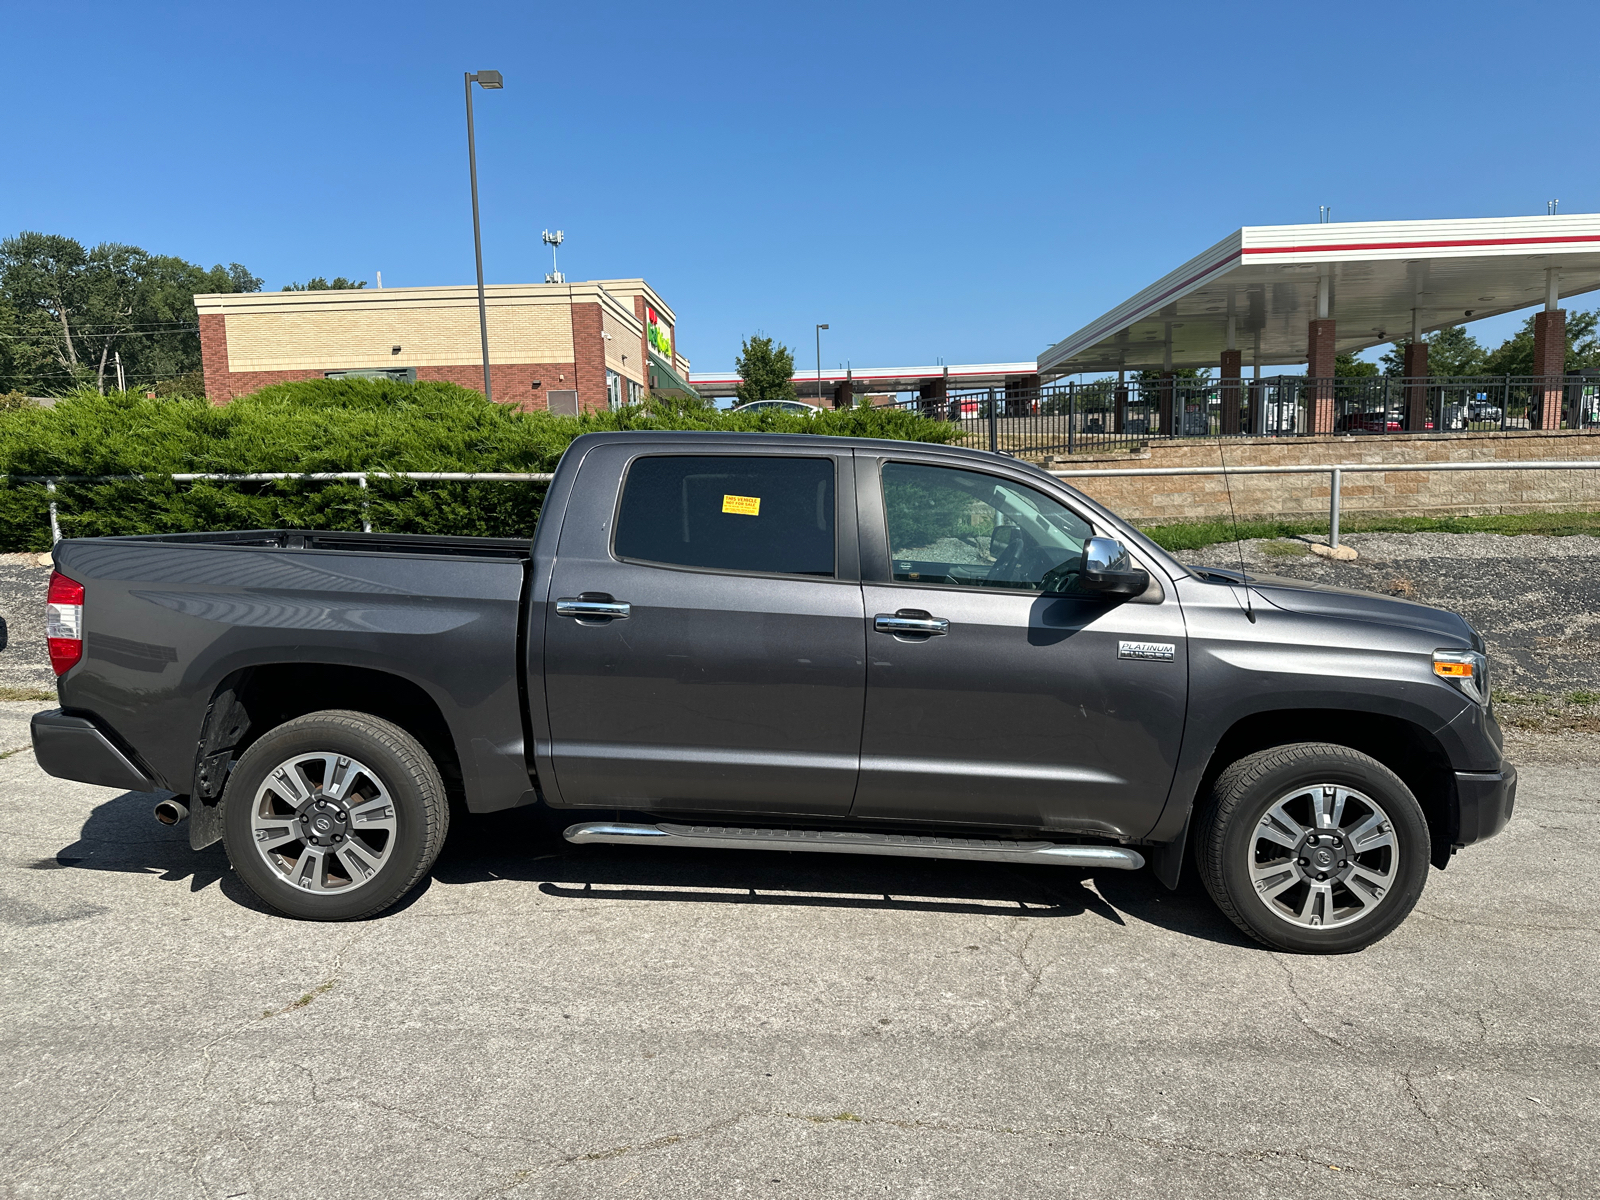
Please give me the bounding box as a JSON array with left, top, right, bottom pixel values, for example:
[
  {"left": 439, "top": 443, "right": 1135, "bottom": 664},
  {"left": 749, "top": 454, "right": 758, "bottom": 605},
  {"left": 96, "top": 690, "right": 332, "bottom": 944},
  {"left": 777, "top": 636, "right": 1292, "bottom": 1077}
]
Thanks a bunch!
[
  {"left": 1195, "top": 709, "right": 1457, "bottom": 869},
  {"left": 197, "top": 665, "right": 464, "bottom": 809}
]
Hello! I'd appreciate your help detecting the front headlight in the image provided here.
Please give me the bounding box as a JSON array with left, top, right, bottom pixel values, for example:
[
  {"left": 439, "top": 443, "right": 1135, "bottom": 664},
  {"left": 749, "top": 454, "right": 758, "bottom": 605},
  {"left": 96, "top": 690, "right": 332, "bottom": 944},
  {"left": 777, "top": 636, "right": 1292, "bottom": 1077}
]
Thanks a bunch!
[{"left": 1434, "top": 649, "right": 1490, "bottom": 707}]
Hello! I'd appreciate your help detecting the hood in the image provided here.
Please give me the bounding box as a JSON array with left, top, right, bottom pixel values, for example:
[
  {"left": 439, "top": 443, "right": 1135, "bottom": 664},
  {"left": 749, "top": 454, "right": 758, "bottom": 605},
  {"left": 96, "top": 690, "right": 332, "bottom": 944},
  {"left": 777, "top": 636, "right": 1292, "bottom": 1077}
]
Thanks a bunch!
[{"left": 1188, "top": 566, "right": 1477, "bottom": 646}]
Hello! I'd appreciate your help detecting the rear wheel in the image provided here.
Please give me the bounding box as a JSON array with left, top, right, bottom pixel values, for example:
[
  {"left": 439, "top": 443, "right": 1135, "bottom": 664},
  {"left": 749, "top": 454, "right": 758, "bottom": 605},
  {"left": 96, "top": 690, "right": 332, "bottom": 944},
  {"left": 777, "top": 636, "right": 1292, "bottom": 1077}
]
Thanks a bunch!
[
  {"left": 222, "top": 710, "right": 448, "bottom": 920},
  {"left": 1197, "top": 743, "right": 1429, "bottom": 953}
]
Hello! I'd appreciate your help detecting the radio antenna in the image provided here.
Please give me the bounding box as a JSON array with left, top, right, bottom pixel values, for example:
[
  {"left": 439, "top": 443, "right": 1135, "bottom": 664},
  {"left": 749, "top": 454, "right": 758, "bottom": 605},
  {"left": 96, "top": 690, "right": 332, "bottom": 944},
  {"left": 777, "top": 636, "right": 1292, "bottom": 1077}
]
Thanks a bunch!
[{"left": 1217, "top": 436, "right": 1255, "bottom": 623}]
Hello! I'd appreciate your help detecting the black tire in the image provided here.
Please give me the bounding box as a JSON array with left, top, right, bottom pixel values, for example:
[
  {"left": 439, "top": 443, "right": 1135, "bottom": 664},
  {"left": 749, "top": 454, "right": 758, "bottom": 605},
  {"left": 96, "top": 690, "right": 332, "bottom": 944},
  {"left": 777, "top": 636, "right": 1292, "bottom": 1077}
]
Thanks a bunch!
[
  {"left": 1196, "top": 743, "right": 1430, "bottom": 954},
  {"left": 222, "top": 709, "right": 449, "bottom": 920}
]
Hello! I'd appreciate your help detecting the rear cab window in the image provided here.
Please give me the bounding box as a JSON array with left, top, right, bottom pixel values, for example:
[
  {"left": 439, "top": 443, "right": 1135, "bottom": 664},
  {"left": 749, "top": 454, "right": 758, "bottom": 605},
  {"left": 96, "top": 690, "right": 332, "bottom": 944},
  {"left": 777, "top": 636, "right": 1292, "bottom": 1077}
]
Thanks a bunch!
[{"left": 614, "top": 455, "right": 836, "bottom": 577}]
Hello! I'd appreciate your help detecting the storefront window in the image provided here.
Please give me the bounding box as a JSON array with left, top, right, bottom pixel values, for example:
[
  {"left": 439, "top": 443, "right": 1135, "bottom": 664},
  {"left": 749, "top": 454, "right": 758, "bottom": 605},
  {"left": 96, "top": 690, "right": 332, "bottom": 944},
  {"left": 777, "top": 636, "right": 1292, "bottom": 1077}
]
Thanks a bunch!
[{"left": 606, "top": 368, "right": 623, "bottom": 411}]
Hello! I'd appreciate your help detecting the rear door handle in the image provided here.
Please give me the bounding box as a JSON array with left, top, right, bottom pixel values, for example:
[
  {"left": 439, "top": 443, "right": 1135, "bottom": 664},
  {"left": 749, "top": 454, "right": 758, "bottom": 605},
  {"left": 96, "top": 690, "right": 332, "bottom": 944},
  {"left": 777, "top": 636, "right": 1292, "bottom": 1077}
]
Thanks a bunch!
[
  {"left": 556, "top": 597, "right": 632, "bottom": 620},
  {"left": 874, "top": 612, "right": 949, "bottom": 637}
]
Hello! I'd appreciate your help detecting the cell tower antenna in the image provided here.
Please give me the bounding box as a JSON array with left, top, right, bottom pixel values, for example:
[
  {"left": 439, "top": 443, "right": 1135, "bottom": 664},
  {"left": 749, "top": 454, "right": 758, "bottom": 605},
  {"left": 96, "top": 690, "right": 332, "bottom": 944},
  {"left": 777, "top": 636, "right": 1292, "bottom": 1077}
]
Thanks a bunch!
[{"left": 542, "top": 229, "right": 565, "bottom": 283}]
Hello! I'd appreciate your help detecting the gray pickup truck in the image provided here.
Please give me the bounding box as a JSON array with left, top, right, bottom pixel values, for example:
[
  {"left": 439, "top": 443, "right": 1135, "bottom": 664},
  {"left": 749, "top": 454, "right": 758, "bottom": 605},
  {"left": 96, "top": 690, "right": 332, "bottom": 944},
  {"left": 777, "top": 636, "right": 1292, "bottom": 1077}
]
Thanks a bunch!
[{"left": 31, "top": 431, "right": 1514, "bottom": 953}]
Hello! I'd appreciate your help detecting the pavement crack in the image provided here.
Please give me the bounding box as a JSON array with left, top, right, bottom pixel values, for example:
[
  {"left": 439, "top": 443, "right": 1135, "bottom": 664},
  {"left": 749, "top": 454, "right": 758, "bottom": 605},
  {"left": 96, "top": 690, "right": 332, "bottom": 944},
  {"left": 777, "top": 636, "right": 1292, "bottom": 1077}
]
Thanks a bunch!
[{"left": 1273, "top": 958, "right": 1345, "bottom": 1048}]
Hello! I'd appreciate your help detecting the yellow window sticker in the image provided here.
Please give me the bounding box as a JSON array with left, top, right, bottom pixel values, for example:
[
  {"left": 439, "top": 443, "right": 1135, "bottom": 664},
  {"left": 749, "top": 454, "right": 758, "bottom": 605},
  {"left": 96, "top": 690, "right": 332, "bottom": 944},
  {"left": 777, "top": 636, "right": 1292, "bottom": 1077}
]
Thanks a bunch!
[{"left": 722, "top": 494, "right": 761, "bottom": 516}]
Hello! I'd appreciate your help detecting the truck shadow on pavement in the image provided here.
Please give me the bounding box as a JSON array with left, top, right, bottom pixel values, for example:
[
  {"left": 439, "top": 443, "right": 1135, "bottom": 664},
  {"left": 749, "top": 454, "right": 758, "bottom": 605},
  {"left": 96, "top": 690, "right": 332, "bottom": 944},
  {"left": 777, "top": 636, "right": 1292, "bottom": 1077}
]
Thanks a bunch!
[
  {"left": 42, "top": 791, "right": 1254, "bottom": 946},
  {"left": 432, "top": 807, "right": 1255, "bottom": 947}
]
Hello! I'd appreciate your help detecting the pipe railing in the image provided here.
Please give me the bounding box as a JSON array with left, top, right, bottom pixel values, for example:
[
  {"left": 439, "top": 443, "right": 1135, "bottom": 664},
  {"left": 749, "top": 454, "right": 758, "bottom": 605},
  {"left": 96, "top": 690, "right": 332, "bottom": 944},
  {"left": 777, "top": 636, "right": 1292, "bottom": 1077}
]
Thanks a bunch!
[
  {"left": 10, "top": 462, "right": 1600, "bottom": 551},
  {"left": 1047, "top": 459, "right": 1600, "bottom": 549}
]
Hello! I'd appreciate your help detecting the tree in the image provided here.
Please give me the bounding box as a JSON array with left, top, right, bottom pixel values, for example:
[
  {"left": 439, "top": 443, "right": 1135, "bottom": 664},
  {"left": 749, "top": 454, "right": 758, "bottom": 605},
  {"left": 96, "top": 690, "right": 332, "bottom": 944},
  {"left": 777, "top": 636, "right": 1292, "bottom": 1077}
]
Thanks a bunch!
[
  {"left": 283, "top": 277, "right": 367, "bottom": 291},
  {"left": 1380, "top": 325, "right": 1487, "bottom": 377},
  {"left": 733, "top": 334, "right": 796, "bottom": 403},
  {"left": 0, "top": 231, "right": 260, "bottom": 394},
  {"left": 1481, "top": 307, "right": 1600, "bottom": 376},
  {"left": 1335, "top": 353, "right": 1378, "bottom": 377}
]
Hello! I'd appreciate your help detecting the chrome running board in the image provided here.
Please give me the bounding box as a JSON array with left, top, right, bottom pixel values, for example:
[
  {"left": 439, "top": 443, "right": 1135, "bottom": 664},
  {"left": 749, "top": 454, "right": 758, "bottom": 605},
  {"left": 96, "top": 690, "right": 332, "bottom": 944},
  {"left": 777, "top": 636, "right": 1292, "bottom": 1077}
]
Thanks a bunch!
[{"left": 563, "top": 821, "right": 1145, "bottom": 870}]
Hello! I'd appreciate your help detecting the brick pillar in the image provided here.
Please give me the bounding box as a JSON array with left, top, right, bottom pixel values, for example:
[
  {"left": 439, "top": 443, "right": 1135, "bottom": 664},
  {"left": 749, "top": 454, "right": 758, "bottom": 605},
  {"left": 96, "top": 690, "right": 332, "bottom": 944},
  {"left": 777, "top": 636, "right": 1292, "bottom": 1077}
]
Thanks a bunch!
[
  {"left": 1156, "top": 372, "right": 1176, "bottom": 436},
  {"left": 1307, "top": 318, "right": 1337, "bottom": 433},
  {"left": 1534, "top": 309, "right": 1566, "bottom": 430},
  {"left": 1219, "top": 350, "right": 1242, "bottom": 435},
  {"left": 1403, "top": 340, "right": 1430, "bottom": 432},
  {"left": 919, "top": 377, "right": 946, "bottom": 419},
  {"left": 570, "top": 302, "right": 607, "bottom": 411},
  {"left": 199, "top": 314, "right": 232, "bottom": 405},
  {"left": 833, "top": 380, "right": 853, "bottom": 409}
]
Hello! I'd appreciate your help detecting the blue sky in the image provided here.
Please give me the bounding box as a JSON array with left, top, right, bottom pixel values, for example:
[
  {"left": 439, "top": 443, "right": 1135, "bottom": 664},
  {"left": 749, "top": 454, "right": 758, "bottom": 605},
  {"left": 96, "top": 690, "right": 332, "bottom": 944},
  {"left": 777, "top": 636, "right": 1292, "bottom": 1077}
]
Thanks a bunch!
[{"left": 3, "top": 0, "right": 1596, "bottom": 373}]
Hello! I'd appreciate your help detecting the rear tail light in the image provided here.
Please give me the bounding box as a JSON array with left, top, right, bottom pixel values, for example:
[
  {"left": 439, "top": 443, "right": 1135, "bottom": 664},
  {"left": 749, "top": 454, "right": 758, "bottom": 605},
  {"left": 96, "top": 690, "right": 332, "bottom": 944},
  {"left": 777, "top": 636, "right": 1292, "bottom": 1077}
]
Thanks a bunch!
[{"left": 46, "top": 571, "right": 84, "bottom": 676}]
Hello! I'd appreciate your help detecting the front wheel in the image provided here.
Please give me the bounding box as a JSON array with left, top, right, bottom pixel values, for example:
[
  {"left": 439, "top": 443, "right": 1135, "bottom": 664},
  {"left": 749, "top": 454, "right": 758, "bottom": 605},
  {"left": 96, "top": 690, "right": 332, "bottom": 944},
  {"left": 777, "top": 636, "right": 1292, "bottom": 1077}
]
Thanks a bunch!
[
  {"left": 222, "top": 710, "right": 449, "bottom": 920},
  {"left": 1196, "top": 743, "right": 1430, "bottom": 953}
]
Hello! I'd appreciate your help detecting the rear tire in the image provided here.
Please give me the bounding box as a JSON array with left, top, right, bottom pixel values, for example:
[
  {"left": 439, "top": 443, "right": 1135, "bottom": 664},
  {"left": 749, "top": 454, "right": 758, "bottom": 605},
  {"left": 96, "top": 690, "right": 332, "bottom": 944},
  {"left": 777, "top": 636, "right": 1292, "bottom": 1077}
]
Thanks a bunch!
[
  {"left": 222, "top": 709, "right": 449, "bottom": 920},
  {"left": 1196, "top": 743, "right": 1429, "bottom": 953}
]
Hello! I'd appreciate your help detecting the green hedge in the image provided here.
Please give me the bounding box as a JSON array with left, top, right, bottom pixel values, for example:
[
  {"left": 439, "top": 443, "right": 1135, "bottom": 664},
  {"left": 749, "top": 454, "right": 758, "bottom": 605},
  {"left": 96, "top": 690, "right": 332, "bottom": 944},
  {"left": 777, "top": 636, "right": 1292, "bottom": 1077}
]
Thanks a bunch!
[{"left": 0, "top": 380, "right": 959, "bottom": 550}]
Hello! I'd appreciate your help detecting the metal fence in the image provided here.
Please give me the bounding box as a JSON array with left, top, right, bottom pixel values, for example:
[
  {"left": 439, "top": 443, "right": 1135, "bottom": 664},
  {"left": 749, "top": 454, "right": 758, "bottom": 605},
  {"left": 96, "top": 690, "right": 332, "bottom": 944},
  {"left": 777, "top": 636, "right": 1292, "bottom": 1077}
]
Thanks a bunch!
[
  {"left": 897, "top": 373, "right": 1600, "bottom": 455},
  {"left": 12, "top": 462, "right": 1598, "bottom": 553}
]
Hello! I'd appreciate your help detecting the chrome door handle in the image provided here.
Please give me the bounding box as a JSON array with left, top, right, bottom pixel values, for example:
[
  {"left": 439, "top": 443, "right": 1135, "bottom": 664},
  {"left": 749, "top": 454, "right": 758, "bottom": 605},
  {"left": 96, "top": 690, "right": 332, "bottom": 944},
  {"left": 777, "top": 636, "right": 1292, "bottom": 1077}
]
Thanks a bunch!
[
  {"left": 874, "top": 613, "right": 949, "bottom": 636},
  {"left": 556, "top": 598, "right": 631, "bottom": 620}
]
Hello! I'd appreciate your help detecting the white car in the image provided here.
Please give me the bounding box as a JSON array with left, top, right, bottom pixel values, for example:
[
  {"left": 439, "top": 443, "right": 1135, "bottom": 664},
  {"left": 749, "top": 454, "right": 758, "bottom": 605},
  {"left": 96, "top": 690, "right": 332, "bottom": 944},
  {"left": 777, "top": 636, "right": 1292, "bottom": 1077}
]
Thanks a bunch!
[{"left": 728, "top": 399, "right": 821, "bottom": 417}]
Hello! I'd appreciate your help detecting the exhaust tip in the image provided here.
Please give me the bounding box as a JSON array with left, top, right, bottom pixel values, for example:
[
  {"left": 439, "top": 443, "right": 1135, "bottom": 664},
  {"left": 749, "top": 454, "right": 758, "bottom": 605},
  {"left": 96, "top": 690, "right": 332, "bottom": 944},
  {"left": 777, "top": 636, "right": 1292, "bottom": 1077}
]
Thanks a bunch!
[{"left": 153, "top": 799, "right": 189, "bottom": 827}]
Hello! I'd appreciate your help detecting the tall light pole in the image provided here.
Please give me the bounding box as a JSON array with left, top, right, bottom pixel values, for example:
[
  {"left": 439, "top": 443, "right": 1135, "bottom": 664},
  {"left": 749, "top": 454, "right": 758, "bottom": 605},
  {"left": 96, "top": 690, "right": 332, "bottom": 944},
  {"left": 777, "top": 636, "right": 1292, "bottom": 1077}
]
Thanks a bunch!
[
  {"left": 815, "top": 323, "right": 829, "bottom": 407},
  {"left": 465, "top": 69, "right": 503, "bottom": 402}
]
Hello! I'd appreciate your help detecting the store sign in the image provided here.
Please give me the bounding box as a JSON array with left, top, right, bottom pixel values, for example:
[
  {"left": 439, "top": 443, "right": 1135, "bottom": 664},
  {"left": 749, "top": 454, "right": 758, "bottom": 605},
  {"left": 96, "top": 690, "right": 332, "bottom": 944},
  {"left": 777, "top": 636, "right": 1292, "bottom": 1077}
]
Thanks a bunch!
[{"left": 646, "top": 305, "right": 672, "bottom": 359}]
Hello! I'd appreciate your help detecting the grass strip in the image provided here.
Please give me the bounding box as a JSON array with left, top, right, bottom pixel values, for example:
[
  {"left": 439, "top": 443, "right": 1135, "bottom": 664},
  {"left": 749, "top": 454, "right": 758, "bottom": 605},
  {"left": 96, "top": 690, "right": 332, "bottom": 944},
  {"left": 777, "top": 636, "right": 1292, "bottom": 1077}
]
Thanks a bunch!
[{"left": 1136, "top": 511, "right": 1600, "bottom": 552}]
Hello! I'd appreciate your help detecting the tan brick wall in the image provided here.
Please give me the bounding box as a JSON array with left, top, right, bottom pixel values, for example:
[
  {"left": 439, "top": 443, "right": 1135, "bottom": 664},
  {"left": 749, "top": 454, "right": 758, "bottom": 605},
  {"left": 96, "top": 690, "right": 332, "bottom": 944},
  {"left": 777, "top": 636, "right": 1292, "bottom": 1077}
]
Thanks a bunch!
[
  {"left": 601, "top": 308, "right": 644, "bottom": 382},
  {"left": 224, "top": 299, "right": 574, "bottom": 373},
  {"left": 1053, "top": 431, "right": 1600, "bottom": 523}
]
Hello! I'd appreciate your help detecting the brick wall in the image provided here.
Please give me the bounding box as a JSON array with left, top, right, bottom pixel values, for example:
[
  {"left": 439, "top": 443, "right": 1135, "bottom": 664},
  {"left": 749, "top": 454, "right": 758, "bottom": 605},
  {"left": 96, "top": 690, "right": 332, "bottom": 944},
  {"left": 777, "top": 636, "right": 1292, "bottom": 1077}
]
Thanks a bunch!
[
  {"left": 570, "top": 303, "right": 608, "bottom": 412},
  {"left": 199, "top": 314, "right": 231, "bottom": 403},
  {"left": 1055, "top": 431, "right": 1600, "bottom": 524}
]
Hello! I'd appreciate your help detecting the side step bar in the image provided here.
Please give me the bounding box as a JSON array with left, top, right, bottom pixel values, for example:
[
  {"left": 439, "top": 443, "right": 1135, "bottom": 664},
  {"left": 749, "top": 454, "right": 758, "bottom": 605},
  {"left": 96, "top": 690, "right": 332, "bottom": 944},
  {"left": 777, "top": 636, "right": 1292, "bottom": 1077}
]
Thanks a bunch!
[{"left": 564, "top": 821, "right": 1146, "bottom": 871}]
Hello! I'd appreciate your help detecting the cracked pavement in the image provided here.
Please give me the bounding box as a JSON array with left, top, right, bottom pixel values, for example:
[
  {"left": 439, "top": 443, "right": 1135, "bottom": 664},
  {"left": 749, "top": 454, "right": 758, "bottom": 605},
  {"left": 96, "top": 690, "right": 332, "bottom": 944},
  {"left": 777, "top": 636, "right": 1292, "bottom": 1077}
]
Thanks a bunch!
[{"left": 0, "top": 698, "right": 1594, "bottom": 1199}]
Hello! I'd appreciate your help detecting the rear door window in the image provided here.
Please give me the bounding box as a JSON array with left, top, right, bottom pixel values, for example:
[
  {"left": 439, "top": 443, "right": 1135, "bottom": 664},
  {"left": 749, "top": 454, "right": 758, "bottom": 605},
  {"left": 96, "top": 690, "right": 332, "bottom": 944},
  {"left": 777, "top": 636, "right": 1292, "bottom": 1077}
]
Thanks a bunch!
[{"left": 614, "top": 455, "right": 835, "bottom": 577}]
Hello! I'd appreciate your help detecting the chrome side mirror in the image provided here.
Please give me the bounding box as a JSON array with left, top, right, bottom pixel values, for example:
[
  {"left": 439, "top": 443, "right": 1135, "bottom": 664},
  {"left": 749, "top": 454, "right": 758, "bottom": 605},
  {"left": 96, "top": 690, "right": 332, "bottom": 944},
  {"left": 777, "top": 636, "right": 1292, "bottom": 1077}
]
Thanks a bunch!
[{"left": 1080, "top": 536, "right": 1150, "bottom": 599}]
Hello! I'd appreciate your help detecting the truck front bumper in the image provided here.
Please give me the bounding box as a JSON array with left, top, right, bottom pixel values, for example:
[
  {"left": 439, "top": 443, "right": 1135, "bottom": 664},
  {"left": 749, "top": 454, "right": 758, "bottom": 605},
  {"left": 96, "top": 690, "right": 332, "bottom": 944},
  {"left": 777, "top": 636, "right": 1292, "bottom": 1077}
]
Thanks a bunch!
[
  {"left": 31, "top": 709, "right": 158, "bottom": 792},
  {"left": 1454, "top": 764, "right": 1517, "bottom": 848}
]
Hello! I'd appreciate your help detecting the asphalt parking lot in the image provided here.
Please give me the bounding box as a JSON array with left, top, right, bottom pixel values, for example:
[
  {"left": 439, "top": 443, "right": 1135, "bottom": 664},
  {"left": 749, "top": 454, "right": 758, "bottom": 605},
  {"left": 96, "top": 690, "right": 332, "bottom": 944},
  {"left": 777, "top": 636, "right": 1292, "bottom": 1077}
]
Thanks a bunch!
[
  {"left": 0, "top": 705, "right": 1594, "bottom": 1199},
  {"left": 1, "top": 537, "right": 1596, "bottom": 1198}
]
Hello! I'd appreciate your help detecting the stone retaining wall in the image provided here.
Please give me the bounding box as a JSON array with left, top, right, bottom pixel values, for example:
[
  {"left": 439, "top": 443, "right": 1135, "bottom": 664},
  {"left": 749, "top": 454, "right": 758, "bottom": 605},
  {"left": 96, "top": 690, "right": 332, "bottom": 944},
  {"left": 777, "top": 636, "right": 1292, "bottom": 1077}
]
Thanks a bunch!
[{"left": 1047, "top": 430, "right": 1600, "bottom": 524}]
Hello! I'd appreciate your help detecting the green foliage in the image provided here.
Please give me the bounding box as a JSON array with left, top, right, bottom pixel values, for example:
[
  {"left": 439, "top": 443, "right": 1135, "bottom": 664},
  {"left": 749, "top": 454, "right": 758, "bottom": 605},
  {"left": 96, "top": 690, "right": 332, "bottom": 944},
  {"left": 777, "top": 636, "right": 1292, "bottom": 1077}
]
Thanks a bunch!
[
  {"left": 1334, "top": 353, "right": 1378, "bottom": 377},
  {"left": 0, "top": 231, "right": 260, "bottom": 395},
  {"left": 0, "top": 378, "right": 960, "bottom": 550},
  {"left": 1138, "top": 509, "right": 1600, "bottom": 552},
  {"left": 733, "top": 334, "right": 797, "bottom": 403},
  {"left": 1381, "top": 325, "right": 1487, "bottom": 377},
  {"left": 1482, "top": 308, "right": 1600, "bottom": 376},
  {"left": 282, "top": 277, "right": 368, "bottom": 291}
]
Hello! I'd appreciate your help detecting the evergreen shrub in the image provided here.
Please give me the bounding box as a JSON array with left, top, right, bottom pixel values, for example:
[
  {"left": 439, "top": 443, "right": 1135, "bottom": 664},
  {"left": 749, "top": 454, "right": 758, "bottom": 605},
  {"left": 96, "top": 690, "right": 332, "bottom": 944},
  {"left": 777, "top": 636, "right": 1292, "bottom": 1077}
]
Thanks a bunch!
[{"left": 0, "top": 380, "right": 958, "bottom": 550}]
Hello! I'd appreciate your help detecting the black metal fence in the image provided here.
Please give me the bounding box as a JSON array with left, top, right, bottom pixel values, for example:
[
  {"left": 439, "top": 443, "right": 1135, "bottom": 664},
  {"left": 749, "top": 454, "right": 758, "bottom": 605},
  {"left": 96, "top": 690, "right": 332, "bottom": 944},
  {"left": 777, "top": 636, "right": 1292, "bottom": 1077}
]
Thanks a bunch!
[{"left": 890, "top": 373, "right": 1600, "bottom": 456}]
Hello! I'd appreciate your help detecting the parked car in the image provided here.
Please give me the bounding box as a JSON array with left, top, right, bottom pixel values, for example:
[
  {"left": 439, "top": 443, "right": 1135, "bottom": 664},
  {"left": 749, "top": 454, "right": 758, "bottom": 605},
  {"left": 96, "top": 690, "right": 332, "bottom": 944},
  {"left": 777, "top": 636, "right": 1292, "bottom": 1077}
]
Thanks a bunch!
[
  {"left": 1339, "top": 408, "right": 1433, "bottom": 433},
  {"left": 1467, "top": 399, "right": 1504, "bottom": 423},
  {"left": 34, "top": 432, "right": 1513, "bottom": 953},
  {"left": 729, "top": 399, "right": 820, "bottom": 417}
]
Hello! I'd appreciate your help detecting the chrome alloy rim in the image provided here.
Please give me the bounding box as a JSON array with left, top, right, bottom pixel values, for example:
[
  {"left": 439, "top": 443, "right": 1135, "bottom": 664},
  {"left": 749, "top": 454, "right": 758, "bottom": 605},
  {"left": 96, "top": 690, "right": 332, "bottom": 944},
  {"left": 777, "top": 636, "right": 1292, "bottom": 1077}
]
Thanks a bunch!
[
  {"left": 249, "top": 752, "right": 398, "bottom": 894},
  {"left": 1248, "top": 784, "right": 1399, "bottom": 929}
]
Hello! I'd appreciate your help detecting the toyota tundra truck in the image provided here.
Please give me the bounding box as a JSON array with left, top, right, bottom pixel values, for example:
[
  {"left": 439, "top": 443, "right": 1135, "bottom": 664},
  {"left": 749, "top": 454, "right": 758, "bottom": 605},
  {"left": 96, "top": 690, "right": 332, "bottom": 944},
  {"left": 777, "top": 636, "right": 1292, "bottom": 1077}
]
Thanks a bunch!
[{"left": 30, "top": 431, "right": 1515, "bottom": 953}]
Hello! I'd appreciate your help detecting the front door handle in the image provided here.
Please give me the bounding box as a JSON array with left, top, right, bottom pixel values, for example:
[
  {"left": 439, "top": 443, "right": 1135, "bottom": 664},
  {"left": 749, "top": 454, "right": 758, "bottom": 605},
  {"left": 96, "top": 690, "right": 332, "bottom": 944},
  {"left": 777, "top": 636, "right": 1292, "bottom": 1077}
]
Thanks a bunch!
[
  {"left": 556, "top": 597, "right": 632, "bottom": 620},
  {"left": 874, "top": 611, "right": 949, "bottom": 637}
]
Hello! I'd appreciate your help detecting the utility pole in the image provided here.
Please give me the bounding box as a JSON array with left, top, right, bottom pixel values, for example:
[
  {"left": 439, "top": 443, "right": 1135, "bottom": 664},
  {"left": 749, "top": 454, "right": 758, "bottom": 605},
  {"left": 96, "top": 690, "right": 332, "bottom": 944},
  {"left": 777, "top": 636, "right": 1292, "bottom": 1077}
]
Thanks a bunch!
[
  {"left": 816, "top": 324, "right": 829, "bottom": 405},
  {"left": 464, "top": 69, "right": 504, "bottom": 402},
  {"left": 114, "top": 351, "right": 125, "bottom": 392}
]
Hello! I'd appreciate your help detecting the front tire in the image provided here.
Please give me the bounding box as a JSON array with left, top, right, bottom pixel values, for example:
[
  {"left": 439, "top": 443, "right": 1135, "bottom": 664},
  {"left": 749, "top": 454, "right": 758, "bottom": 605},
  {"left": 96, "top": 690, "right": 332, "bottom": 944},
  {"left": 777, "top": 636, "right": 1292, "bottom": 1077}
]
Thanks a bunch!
[
  {"left": 222, "top": 710, "right": 449, "bottom": 920},
  {"left": 1197, "top": 743, "right": 1430, "bottom": 953}
]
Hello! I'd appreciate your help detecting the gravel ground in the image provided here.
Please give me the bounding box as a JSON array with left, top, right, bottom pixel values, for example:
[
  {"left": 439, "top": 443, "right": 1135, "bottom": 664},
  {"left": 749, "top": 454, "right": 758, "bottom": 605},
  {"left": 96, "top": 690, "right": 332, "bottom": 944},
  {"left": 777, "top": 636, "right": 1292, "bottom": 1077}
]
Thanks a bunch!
[
  {"left": 0, "top": 554, "right": 54, "bottom": 697},
  {"left": 1185, "top": 531, "right": 1600, "bottom": 698}
]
